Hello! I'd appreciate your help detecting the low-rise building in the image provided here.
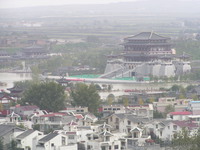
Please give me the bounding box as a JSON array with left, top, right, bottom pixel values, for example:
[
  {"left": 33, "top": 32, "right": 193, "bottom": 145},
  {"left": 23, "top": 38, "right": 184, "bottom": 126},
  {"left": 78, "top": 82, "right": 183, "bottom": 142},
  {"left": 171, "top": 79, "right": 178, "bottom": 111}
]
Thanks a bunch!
[
  {"left": 167, "top": 111, "right": 192, "bottom": 121},
  {"left": 187, "top": 101, "right": 200, "bottom": 115},
  {"left": 16, "top": 129, "right": 43, "bottom": 150},
  {"left": 36, "top": 133, "right": 77, "bottom": 150},
  {"left": 0, "top": 124, "right": 25, "bottom": 147}
]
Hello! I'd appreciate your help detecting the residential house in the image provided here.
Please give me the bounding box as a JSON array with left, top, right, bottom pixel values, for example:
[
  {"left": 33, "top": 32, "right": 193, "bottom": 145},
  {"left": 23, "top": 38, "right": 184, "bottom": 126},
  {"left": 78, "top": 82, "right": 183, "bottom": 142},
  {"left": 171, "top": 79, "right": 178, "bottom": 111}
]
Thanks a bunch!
[
  {"left": 188, "top": 115, "right": 200, "bottom": 124},
  {"left": 0, "top": 124, "right": 25, "bottom": 147},
  {"left": 106, "top": 113, "right": 150, "bottom": 134},
  {"left": 62, "top": 107, "right": 88, "bottom": 114},
  {"left": 187, "top": 101, "right": 200, "bottom": 115},
  {"left": 167, "top": 111, "right": 192, "bottom": 121},
  {"left": 86, "top": 123, "right": 123, "bottom": 150},
  {"left": 33, "top": 113, "right": 77, "bottom": 132},
  {"left": 153, "top": 97, "right": 176, "bottom": 113},
  {"left": 79, "top": 113, "right": 98, "bottom": 126},
  {"left": 99, "top": 105, "right": 125, "bottom": 117},
  {"left": 153, "top": 120, "right": 199, "bottom": 141},
  {"left": 11, "top": 105, "right": 40, "bottom": 119},
  {"left": 6, "top": 111, "right": 21, "bottom": 124},
  {"left": 126, "top": 127, "right": 151, "bottom": 148},
  {"left": 126, "top": 104, "right": 154, "bottom": 118},
  {"left": 16, "top": 129, "right": 43, "bottom": 150},
  {"left": 36, "top": 133, "right": 77, "bottom": 150}
]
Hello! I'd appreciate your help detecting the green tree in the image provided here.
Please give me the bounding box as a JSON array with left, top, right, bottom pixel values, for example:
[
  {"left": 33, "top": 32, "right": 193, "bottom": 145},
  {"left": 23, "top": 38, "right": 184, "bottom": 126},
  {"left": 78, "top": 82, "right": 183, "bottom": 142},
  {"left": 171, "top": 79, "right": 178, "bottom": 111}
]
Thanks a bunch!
[
  {"left": 22, "top": 82, "right": 66, "bottom": 112},
  {"left": 71, "top": 83, "right": 101, "bottom": 114},
  {"left": 138, "top": 98, "right": 144, "bottom": 105},
  {"left": 7, "top": 140, "right": 20, "bottom": 150},
  {"left": 153, "top": 110, "right": 164, "bottom": 118},
  {"left": 122, "top": 97, "right": 129, "bottom": 107},
  {"left": 164, "top": 104, "right": 175, "bottom": 117},
  {"left": 172, "top": 128, "right": 199, "bottom": 150},
  {"left": 106, "top": 94, "right": 115, "bottom": 105}
]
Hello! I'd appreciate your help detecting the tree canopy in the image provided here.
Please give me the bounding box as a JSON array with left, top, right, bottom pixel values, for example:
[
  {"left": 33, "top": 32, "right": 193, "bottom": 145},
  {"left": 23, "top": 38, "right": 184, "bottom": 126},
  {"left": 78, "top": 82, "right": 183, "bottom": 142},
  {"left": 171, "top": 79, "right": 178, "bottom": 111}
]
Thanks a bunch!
[
  {"left": 71, "top": 83, "right": 101, "bottom": 114},
  {"left": 22, "top": 82, "right": 66, "bottom": 112},
  {"left": 172, "top": 128, "right": 200, "bottom": 150}
]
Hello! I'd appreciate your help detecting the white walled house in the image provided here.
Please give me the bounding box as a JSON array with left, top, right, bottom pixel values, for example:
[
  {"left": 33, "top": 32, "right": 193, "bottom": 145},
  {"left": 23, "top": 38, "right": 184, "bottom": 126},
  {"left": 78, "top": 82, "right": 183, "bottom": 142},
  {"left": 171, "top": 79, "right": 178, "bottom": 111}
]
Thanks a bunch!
[
  {"left": 187, "top": 101, "right": 200, "bottom": 115},
  {"left": 36, "top": 133, "right": 77, "bottom": 150},
  {"left": 126, "top": 104, "right": 154, "bottom": 119},
  {"left": 127, "top": 127, "right": 151, "bottom": 148},
  {"left": 0, "top": 124, "right": 25, "bottom": 147},
  {"left": 86, "top": 123, "right": 123, "bottom": 150},
  {"left": 106, "top": 113, "right": 150, "bottom": 134},
  {"left": 16, "top": 129, "right": 44, "bottom": 150},
  {"left": 153, "top": 120, "right": 198, "bottom": 141},
  {"left": 167, "top": 111, "right": 192, "bottom": 120}
]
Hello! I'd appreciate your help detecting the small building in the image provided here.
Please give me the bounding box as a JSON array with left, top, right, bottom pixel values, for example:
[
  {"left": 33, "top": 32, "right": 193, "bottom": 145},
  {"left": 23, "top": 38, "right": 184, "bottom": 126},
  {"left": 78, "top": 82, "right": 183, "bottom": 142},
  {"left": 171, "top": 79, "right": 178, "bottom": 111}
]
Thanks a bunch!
[
  {"left": 11, "top": 105, "right": 40, "bottom": 119},
  {"left": 86, "top": 122, "right": 122, "bottom": 150},
  {"left": 187, "top": 101, "right": 200, "bottom": 115},
  {"left": 153, "top": 120, "right": 198, "bottom": 141},
  {"left": 0, "top": 91, "right": 15, "bottom": 110},
  {"left": 167, "top": 111, "right": 192, "bottom": 120},
  {"left": 7, "top": 85, "right": 24, "bottom": 98},
  {"left": 36, "top": 133, "right": 77, "bottom": 150},
  {"left": 20, "top": 45, "right": 48, "bottom": 59},
  {"left": 0, "top": 124, "right": 25, "bottom": 147},
  {"left": 126, "top": 104, "right": 153, "bottom": 119},
  {"left": 16, "top": 129, "right": 44, "bottom": 150},
  {"left": 98, "top": 105, "right": 125, "bottom": 117}
]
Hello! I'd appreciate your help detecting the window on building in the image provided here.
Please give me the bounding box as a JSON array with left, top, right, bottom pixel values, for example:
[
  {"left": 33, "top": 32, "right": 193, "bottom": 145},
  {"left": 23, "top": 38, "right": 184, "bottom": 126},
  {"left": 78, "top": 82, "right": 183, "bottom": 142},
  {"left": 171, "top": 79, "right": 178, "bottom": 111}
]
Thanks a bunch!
[
  {"left": 133, "top": 132, "right": 138, "bottom": 138},
  {"left": 68, "top": 135, "right": 74, "bottom": 139},
  {"left": 114, "top": 145, "right": 119, "bottom": 149},
  {"left": 160, "top": 131, "right": 162, "bottom": 136},
  {"left": 62, "top": 137, "right": 66, "bottom": 145},
  {"left": 51, "top": 143, "right": 54, "bottom": 147},
  {"left": 128, "top": 121, "right": 131, "bottom": 125},
  {"left": 173, "top": 125, "right": 177, "bottom": 130},
  {"left": 116, "top": 118, "right": 119, "bottom": 123},
  {"left": 106, "top": 136, "right": 110, "bottom": 141}
]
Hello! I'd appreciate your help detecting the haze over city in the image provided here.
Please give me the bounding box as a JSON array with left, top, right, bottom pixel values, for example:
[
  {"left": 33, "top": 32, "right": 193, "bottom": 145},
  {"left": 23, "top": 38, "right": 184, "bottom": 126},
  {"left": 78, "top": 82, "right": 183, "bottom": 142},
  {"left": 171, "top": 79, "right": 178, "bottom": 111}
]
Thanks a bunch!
[{"left": 0, "top": 0, "right": 200, "bottom": 149}]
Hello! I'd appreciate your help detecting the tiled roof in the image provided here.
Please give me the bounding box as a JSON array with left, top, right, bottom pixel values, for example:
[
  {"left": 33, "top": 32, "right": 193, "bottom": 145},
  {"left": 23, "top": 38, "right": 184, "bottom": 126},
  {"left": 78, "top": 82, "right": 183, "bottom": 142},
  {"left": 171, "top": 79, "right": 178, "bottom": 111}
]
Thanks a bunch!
[
  {"left": 99, "top": 131, "right": 113, "bottom": 136},
  {"left": 40, "top": 113, "right": 65, "bottom": 117},
  {"left": 18, "top": 105, "right": 39, "bottom": 111},
  {"left": 126, "top": 32, "right": 169, "bottom": 40},
  {"left": 65, "top": 132, "right": 76, "bottom": 135},
  {"left": 169, "top": 111, "right": 192, "bottom": 115},
  {"left": 67, "top": 121, "right": 78, "bottom": 126},
  {"left": 75, "top": 114, "right": 84, "bottom": 119},
  {"left": 39, "top": 133, "right": 58, "bottom": 143},
  {"left": 172, "top": 120, "right": 198, "bottom": 129},
  {"left": 16, "top": 129, "right": 35, "bottom": 139},
  {"left": 0, "top": 125, "right": 25, "bottom": 137}
]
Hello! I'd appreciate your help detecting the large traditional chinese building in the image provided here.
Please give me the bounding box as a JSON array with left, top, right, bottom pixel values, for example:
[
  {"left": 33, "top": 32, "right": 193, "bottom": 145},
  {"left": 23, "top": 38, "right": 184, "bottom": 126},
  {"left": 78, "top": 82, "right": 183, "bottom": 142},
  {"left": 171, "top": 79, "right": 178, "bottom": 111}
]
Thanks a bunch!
[{"left": 101, "top": 32, "right": 191, "bottom": 78}]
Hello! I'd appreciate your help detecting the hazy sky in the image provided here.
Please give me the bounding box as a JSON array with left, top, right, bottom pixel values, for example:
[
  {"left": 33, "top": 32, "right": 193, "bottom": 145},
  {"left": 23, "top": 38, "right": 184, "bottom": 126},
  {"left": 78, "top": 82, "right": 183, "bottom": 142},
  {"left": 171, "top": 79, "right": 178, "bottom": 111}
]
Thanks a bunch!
[{"left": 0, "top": 0, "right": 138, "bottom": 8}]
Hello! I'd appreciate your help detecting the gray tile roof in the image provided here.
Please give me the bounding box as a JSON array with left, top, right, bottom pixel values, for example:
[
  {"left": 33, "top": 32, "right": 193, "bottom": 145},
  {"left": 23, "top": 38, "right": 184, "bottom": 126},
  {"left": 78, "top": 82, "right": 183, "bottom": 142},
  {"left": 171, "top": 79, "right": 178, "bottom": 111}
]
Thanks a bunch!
[
  {"left": 16, "top": 129, "right": 35, "bottom": 139},
  {"left": 0, "top": 124, "right": 24, "bottom": 137},
  {"left": 115, "top": 113, "right": 126, "bottom": 119},
  {"left": 126, "top": 32, "right": 169, "bottom": 40},
  {"left": 114, "top": 113, "right": 150, "bottom": 123},
  {"left": 39, "top": 133, "right": 58, "bottom": 143}
]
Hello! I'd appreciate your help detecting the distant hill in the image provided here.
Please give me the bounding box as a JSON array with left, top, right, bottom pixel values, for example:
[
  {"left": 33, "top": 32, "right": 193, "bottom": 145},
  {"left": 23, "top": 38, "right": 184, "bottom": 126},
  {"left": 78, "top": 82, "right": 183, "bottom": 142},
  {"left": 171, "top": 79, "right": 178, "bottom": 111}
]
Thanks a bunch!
[{"left": 0, "top": 0, "right": 200, "bottom": 19}]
